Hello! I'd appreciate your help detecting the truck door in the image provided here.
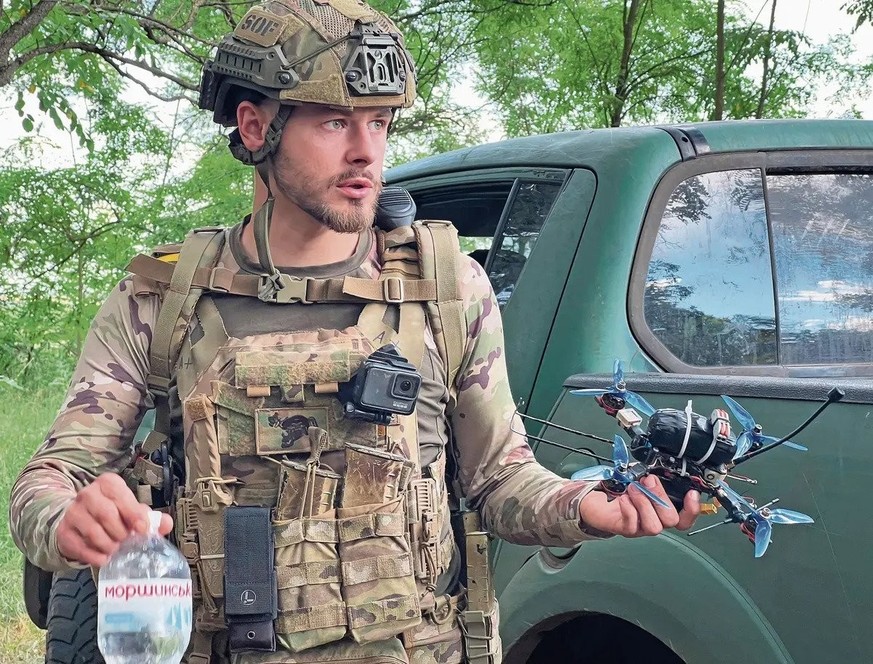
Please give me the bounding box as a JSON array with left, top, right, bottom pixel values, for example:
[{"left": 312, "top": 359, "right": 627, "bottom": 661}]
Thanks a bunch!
[{"left": 394, "top": 167, "right": 594, "bottom": 409}]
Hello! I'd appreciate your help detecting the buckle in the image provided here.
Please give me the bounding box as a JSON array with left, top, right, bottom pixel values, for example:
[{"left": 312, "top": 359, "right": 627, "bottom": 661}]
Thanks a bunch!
[
  {"left": 207, "top": 267, "right": 233, "bottom": 293},
  {"left": 146, "top": 374, "right": 172, "bottom": 397},
  {"left": 383, "top": 277, "right": 405, "bottom": 303},
  {"left": 258, "top": 273, "right": 312, "bottom": 304},
  {"left": 193, "top": 478, "right": 232, "bottom": 513}
]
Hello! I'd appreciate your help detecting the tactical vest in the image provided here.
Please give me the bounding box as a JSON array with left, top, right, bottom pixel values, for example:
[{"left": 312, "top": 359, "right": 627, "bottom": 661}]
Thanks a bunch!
[{"left": 123, "top": 221, "right": 492, "bottom": 662}]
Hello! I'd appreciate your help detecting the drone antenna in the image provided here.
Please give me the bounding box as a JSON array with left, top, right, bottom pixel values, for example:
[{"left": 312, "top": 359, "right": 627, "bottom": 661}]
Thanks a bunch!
[
  {"left": 516, "top": 411, "right": 614, "bottom": 445},
  {"left": 725, "top": 473, "right": 758, "bottom": 485},
  {"left": 733, "top": 388, "right": 844, "bottom": 465},
  {"left": 687, "top": 517, "right": 734, "bottom": 536},
  {"left": 509, "top": 421, "right": 614, "bottom": 463}
]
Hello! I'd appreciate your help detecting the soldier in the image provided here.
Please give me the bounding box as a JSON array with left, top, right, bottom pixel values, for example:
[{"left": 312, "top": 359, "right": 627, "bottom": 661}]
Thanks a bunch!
[{"left": 10, "top": 1, "right": 700, "bottom": 663}]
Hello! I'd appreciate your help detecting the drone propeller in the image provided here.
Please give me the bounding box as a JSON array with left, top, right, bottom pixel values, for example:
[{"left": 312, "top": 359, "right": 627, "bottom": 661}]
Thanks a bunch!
[
  {"left": 572, "top": 435, "right": 670, "bottom": 509},
  {"left": 711, "top": 480, "right": 813, "bottom": 557},
  {"left": 572, "top": 359, "right": 657, "bottom": 417},
  {"left": 745, "top": 507, "right": 815, "bottom": 558},
  {"left": 720, "top": 395, "right": 808, "bottom": 459}
]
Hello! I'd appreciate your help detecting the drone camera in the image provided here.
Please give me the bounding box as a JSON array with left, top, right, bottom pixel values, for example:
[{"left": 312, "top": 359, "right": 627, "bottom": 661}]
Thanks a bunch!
[{"left": 616, "top": 408, "right": 642, "bottom": 428}]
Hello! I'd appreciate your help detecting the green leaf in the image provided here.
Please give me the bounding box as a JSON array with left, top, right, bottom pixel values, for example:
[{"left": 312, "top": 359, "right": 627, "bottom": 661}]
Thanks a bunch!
[
  {"left": 14, "top": 93, "right": 25, "bottom": 114},
  {"left": 48, "top": 107, "right": 64, "bottom": 130},
  {"left": 22, "top": 116, "right": 34, "bottom": 132}
]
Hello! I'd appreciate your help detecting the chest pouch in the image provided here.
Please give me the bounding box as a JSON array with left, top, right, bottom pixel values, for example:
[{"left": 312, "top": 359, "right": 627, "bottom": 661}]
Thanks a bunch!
[
  {"left": 338, "top": 443, "right": 421, "bottom": 643},
  {"left": 273, "top": 452, "right": 346, "bottom": 652},
  {"left": 224, "top": 506, "right": 277, "bottom": 652}
]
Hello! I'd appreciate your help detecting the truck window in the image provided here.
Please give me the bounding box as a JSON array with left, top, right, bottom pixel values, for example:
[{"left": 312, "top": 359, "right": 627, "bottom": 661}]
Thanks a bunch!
[
  {"left": 413, "top": 181, "right": 514, "bottom": 259},
  {"left": 769, "top": 172, "right": 873, "bottom": 365},
  {"left": 643, "top": 169, "right": 777, "bottom": 367},
  {"left": 490, "top": 182, "right": 562, "bottom": 308},
  {"left": 411, "top": 179, "right": 561, "bottom": 308},
  {"left": 642, "top": 167, "right": 873, "bottom": 371}
]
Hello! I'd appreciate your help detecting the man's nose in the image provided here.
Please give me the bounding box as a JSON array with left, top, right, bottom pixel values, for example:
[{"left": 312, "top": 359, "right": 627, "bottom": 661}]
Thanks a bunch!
[{"left": 345, "top": 122, "right": 378, "bottom": 165}]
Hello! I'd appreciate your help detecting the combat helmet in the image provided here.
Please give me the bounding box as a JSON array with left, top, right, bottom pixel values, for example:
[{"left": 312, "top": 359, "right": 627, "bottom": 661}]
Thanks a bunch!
[
  {"left": 197, "top": 0, "right": 417, "bottom": 303},
  {"left": 199, "top": 0, "right": 416, "bottom": 164}
]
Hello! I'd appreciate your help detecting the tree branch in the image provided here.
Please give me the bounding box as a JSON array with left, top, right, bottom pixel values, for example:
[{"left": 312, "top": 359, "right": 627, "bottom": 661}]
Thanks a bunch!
[
  {"left": 625, "top": 47, "right": 710, "bottom": 91},
  {"left": 0, "top": 39, "right": 197, "bottom": 89},
  {"left": 0, "top": 0, "right": 59, "bottom": 67},
  {"left": 101, "top": 56, "right": 196, "bottom": 103}
]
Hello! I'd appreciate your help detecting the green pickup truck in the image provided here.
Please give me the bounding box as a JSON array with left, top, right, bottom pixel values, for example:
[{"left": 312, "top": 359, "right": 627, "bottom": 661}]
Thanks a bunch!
[
  {"left": 385, "top": 119, "right": 873, "bottom": 664},
  {"left": 26, "top": 119, "right": 873, "bottom": 664}
]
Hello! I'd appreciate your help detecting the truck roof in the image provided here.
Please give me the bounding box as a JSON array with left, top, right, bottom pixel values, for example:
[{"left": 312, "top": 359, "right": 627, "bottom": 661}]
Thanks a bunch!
[{"left": 386, "top": 119, "right": 873, "bottom": 182}]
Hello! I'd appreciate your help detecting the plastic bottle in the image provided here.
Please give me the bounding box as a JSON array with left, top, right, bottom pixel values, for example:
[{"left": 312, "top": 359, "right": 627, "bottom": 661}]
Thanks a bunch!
[{"left": 97, "top": 511, "right": 192, "bottom": 664}]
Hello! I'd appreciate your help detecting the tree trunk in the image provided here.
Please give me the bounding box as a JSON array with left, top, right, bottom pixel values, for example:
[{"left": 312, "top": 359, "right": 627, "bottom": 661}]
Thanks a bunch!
[
  {"left": 712, "top": 0, "right": 726, "bottom": 120},
  {"left": 610, "top": 0, "right": 644, "bottom": 127},
  {"left": 756, "top": 0, "right": 778, "bottom": 119},
  {"left": 76, "top": 252, "right": 84, "bottom": 355}
]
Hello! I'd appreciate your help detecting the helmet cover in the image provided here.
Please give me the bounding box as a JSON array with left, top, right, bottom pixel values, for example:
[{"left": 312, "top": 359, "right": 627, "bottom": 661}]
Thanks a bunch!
[{"left": 199, "top": 0, "right": 416, "bottom": 126}]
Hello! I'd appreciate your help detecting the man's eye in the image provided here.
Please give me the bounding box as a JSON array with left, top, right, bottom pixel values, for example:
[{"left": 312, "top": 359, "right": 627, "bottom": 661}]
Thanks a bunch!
[
  {"left": 327, "top": 119, "right": 345, "bottom": 130},
  {"left": 370, "top": 119, "right": 387, "bottom": 131}
]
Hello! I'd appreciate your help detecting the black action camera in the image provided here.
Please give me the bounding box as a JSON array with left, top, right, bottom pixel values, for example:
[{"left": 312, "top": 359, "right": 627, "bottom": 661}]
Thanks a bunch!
[{"left": 342, "top": 344, "right": 422, "bottom": 424}]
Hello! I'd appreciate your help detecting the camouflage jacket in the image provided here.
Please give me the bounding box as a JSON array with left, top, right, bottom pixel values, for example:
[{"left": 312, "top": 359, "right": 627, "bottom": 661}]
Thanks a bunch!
[{"left": 10, "top": 223, "right": 602, "bottom": 573}]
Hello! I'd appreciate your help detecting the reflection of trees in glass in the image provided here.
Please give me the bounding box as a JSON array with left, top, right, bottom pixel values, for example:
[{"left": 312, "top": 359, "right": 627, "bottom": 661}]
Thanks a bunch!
[
  {"left": 645, "top": 289, "right": 776, "bottom": 366},
  {"left": 489, "top": 182, "right": 561, "bottom": 308},
  {"left": 645, "top": 170, "right": 775, "bottom": 366},
  {"left": 781, "top": 327, "right": 873, "bottom": 365},
  {"left": 770, "top": 173, "right": 873, "bottom": 364},
  {"left": 499, "top": 182, "right": 561, "bottom": 258},
  {"left": 729, "top": 169, "right": 765, "bottom": 213},
  {"left": 664, "top": 176, "right": 711, "bottom": 226}
]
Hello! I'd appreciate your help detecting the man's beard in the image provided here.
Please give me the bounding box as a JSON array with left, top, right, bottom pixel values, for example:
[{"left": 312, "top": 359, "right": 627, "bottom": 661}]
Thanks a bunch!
[{"left": 272, "top": 153, "right": 381, "bottom": 234}]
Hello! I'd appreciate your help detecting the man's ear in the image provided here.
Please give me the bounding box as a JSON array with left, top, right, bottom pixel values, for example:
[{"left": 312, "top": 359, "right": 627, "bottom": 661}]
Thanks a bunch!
[{"left": 236, "top": 100, "right": 277, "bottom": 152}]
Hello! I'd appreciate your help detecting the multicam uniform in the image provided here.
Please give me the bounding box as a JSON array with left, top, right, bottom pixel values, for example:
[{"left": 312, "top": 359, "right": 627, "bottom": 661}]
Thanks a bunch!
[{"left": 10, "top": 220, "right": 603, "bottom": 664}]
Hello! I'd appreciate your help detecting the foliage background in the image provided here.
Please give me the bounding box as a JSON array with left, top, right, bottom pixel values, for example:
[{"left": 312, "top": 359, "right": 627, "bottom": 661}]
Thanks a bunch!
[{"left": 1, "top": 0, "right": 873, "bottom": 656}]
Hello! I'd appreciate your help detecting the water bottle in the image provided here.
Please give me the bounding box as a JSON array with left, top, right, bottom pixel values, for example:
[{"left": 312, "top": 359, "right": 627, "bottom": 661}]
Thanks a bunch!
[{"left": 97, "top": 510, "right": 192, "bottom": 664}]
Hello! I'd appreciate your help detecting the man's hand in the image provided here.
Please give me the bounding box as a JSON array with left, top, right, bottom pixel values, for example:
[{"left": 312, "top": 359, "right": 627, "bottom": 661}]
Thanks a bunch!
[
  {"left": 56, "top": 473, "right": 173, "bottom": 567},
  {"left": 579, "top": 476, "right": 700, "bottom": 538}
]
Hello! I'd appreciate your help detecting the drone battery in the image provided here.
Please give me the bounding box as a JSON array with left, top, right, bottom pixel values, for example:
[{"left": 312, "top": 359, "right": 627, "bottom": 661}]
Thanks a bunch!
[{"left": 645, "top": 408, "right": 735, "bottom": 466}]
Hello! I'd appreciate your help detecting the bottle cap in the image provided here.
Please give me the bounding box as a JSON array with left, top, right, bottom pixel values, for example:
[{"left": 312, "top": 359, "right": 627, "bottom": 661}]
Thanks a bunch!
[{"left": 148, "top": 510, "right": 163, "bottom": 535}]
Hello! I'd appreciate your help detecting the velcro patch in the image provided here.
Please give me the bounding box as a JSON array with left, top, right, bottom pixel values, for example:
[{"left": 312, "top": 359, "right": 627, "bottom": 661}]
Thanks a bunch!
[
  {"left": 324, "top": 0, "right": 376, "bottom": 21},
  {"left": 255, "top": 407, "right": 328, "bottom": 455},
  {"left": 236, "top": 349, "right": 352, "bottom": 387},
  {"left": 235, "top": 7, "right": 284, "bottom": 47}
]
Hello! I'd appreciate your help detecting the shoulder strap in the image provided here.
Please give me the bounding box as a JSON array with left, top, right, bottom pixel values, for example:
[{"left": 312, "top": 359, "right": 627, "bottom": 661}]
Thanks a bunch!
[
  {"left": 126, "top": 227, "right": 227, "bottom": 444},
  {"left": 412, "top": 220, "right": 466, "bottom": 388},
  {"left": 358, "top": 220, "right": 466, "bottom": 388}
]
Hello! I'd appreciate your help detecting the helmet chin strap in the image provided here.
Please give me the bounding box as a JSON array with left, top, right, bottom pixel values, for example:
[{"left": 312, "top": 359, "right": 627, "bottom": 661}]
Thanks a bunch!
[
  {"left": 231, "top": 105, "right": 296, "bottom": 303},
  {"left": 253, "top": 159, "right": 293, "bottom": 303},
  {"left": 254, "top": 160, "right": 278, "bottom": 274}
]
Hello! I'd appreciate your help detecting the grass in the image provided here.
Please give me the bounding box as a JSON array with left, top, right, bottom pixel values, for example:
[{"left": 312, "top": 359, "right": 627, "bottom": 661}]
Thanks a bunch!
[{"left": 0, "top": 385, "right": 65, "bottom": 661}]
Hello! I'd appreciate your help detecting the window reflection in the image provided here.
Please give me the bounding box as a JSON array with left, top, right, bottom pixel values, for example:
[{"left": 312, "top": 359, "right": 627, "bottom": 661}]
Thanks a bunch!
[
  {"left": 644, "top": 169, "right": 777, "bottom": 366},
  {"left": 489, "top": 182, "right": 561, "bottom": 308},
  {"left": 769, "top": 173, "right": 873, "bottom": 365}
]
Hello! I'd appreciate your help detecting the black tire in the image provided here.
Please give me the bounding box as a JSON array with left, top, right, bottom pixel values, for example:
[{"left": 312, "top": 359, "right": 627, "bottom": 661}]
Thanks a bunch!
[{"left": 45, "top": 567, "right": 104, "bottom": 664}]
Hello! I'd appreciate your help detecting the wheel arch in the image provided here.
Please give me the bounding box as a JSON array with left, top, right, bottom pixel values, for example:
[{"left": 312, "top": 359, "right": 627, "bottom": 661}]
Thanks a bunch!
[{"left": 499, "top": 533, "right": 794, "bottom": 664}]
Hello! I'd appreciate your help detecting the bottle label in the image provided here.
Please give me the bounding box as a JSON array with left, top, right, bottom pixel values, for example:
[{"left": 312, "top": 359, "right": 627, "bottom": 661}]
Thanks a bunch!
[{"left": 98, "top": 578, "right": 193, "bottom": 633}]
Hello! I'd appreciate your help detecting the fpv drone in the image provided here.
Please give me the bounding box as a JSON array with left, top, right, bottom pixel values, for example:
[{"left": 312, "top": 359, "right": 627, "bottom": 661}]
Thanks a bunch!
[{"left": 522, "top": 360, "right": 840, "bottom": 557}]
